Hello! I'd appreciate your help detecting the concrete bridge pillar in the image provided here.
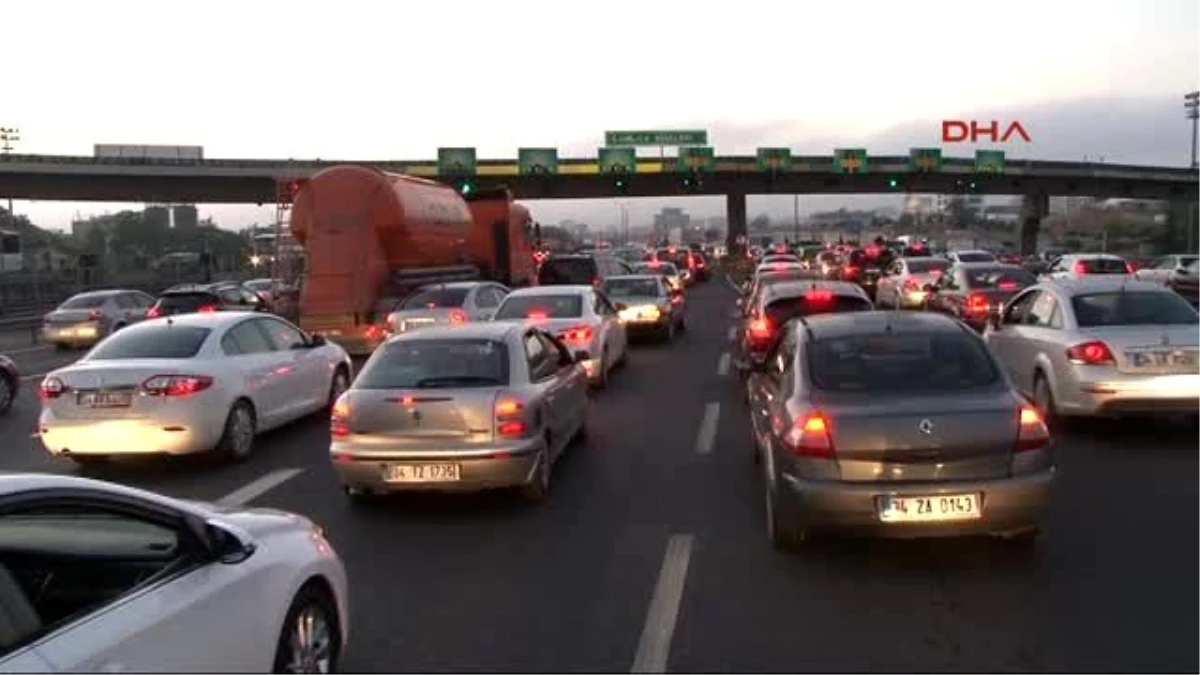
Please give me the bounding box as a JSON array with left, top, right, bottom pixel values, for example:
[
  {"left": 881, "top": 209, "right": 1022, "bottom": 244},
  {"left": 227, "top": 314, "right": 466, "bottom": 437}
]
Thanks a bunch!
[
  {"left": 1020, "top": 193, "right": 1049, "bottom": 256},
  {"left": 725, "top": 193, "right": 747, "bottom": 254}
]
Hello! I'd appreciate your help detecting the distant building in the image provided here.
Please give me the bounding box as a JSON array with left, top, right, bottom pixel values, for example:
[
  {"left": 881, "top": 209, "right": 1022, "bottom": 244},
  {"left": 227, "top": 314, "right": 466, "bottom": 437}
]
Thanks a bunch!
[
  {"left": 144, "top": 205, "right": 170, "bottom": 231},
  {"left": 173, "top": 204, "right": 199, "bottom": 230},
  {"left": 654, "top": 207, "right": 690, "bottom": 233}
]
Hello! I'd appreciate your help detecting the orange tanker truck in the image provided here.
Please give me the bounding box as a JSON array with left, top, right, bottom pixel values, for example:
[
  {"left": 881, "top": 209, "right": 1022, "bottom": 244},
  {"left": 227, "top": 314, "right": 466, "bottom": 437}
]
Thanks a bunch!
[{"left": 290, "top": 165, "right": 537, "bottom": 355}]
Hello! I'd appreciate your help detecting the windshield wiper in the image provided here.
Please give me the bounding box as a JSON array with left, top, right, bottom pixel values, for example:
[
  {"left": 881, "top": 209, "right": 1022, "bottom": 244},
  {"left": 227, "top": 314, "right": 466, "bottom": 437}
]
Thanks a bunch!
[{"left": 413, "top": 376, "right": 502, "bottom": 388}]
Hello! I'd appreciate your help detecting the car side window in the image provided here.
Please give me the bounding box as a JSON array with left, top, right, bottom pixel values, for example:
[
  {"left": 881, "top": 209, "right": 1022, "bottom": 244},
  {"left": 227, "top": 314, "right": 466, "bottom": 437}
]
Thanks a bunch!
[
  {"left": 594, "top": 293, "right": 617, "bottom": 316},
  {"left": 524, "top": 331, "right": 551, "bottom": 380},
  {"left": 1026, "top": 292, "right": 1059, "bottom": 327},
  {"left": 222, "top": 320, "right": 275, "bottom": 355},
  {"left": 475, "top": 287, "right": 500, "bottom": 309},
  {"left": 1003, "top": 290, "right": 1040, "bottom": 325},
  {"left": 0, "top": 500, "right": 185, "bottom": 658},
  {"left": 217, "top": 287, "right": 242, "bottom": 305},
  {"left": 239, "top": 288, "right": 261, "bottom": 306},
  {"left": 774, "top": 325, "right": 798, "bottom": 393},
  {"left": 256, "top": 318, "right": 306, "bottom": 350},
  {"left": 111, "top": 294, "right": 134, "bottom": 309},
  {"left": 537, "top": 332, "right": 573, "bottom": 373}
]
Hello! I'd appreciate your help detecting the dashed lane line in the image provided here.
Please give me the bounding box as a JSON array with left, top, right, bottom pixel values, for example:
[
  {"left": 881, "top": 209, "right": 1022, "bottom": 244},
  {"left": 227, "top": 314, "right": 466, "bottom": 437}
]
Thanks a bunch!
[
  {"left": 716, "top": 352, "right": 731, "bottom": 377},
  {"left": 216, "top": 468, "right": 305, "bottom": 508},
  {"left": 695, "top": 402, "right": 720, "bottom": 455},
  {"left": 630, "top": 534, "right": 695, "bottom": 673},
  {"left": 3, "top": 345, "right": 51, "bottom": 356}
]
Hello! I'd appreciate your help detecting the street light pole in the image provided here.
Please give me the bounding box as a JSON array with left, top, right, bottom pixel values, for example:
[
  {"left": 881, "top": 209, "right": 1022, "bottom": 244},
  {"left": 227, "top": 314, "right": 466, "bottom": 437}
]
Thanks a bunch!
[{"left": 1186, "top": 92, "right": 1199, "bottom": 169}]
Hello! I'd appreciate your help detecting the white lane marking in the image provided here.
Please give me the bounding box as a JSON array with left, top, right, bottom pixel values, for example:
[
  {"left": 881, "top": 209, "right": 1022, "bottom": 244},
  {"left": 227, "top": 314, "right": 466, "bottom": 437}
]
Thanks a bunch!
[
  {"left": 716, "top": 352, "right": 731, "bottom": 377},
  {"left": 721, "top": 273, "right": 741, "bottom": 293},
  {"left": 630, "top": 534, "right": 695, "bottom": 674},
  {"left": 216, "top": 468, "right": 305, "bottom": 508},
  {"left": 695, "top": 402, "right": 720, "bottom": 455},
  {"left": 4, "top": 345, "right": 50, "bottom": 356},
  {"left": 20, "top": 373, "right": 47, "bottom": 382},
  {"left": 726, "top": 326, "right": 736, "bottom": 341}
]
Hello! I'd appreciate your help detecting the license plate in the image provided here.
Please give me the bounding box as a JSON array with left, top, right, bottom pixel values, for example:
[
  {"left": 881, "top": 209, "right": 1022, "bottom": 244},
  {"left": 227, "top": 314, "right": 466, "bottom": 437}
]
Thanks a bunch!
[
  {"left": 401, "top": 318, "right": 434, "bottom": 332},
  {"left": 877, "top": 493, "right": 982, "bottom": 523},
  {"left": 382, "top": 463, "right": 461, "bottom": 483},
  {"left": 1126, "top": 349, "right": 1198, "bottom": 368},
  {"left": 77, "top": 391, "right": 133, "bottom": 408}
]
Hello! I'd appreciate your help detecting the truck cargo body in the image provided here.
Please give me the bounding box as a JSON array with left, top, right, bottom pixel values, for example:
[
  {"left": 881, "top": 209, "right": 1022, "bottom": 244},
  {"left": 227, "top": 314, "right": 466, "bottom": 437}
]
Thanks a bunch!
[{"left": 291, "top": 165, "right": 533, "bottom": 355}]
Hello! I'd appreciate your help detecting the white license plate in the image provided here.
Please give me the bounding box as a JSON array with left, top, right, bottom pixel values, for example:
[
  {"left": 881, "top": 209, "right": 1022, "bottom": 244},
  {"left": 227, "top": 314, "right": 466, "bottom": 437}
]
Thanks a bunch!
[
  {"left": 877, "top": 493, "right": 982, "bottom": 523},
  {"left": 382, "top": 463, "right": 461, "bottom": 483},
  {"left": 1126, "top": 350, "right": 1198, "bottom": 368},
  {"left": 77, "top": 391, "right": 133, "bottom": 408},
  {"left": 401, "top": 319, "right": 435, "bottom": 331}
]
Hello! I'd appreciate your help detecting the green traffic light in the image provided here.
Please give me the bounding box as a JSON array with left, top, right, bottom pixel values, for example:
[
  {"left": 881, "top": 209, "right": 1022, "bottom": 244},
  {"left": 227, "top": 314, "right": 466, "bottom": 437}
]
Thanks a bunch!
[
  {"left": 888, "top": 178, "right": 899, "bottom": 188},
  {"left": 461, "top": 182, "right": 474, "bottom": 195},
  {"left": 969, "top": 182, "right": 978, "bottom": 190}
]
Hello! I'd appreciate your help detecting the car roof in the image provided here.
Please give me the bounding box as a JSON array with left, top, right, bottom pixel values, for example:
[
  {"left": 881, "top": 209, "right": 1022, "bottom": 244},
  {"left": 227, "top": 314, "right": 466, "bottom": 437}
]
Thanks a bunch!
[
  {"left": 954, "top": 262, "right": 1026, "bottom": 269},
  {"left": 545, "top": 254, "right": 596, "bottom": 262},
  {"left": 603, "top": 275, "right": 663, "bottom": 282},
  {"left": 1041, "top": 277, "right": 1165, "bottom": 296},
  {"left": 763, "top": 280, "right": 867, "bottom": 300},
  {"left": 384, "top": 322, "right": 520, "bottom": 343},
  {"left": 414, "top": 281, "right": 490, "bottom": 291},
  {"left": 1060, "top": 252, "right": 1125, "bottom": 260},
  {"left": 0, "top": 472, "right": 193, "bottom": 506},
  {"left": 802, "top": 311, "right": 964, "bottom": 340},
  {"left": 67, "top": 289, "right": 124, "bottom": 298},
  {"left": 506, "top": 285, "right": 592, "bottom": 297}
]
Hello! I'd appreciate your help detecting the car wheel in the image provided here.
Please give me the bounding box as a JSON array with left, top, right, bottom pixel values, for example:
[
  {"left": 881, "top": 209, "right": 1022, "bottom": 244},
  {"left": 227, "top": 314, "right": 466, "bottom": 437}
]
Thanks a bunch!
[
  {"left": 765, "top": 480, "right": 807, "bottom": 550},
  {"left": 519, "top": 441, "right": 553, "bottom": 503},
  {"left": 216, "top": 401, "right": 256, "bottom": 462},
  {"left": 662, "top": 321, "right": 676, "bottom": 343},
  {"left": 1033, "top": 373, "right": 1060, "bottom": 427},
  {"left": 0, "top": 374, "right": 14, "bottom": 415},
  {"left": 272, "top": 584, "right": 341, "bottom": 674},
  {"left": 325, "top": 367, "right": 350, "bottom": 412},
  {"left": 595, "top": 350, "right": 610, "bottom": 390}
]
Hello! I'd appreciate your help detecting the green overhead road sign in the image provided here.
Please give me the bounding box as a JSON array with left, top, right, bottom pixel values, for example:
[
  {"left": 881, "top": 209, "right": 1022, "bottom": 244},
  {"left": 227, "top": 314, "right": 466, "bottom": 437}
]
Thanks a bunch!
[
  {"left": 598, "top": 147, "right": 637, "bottom": 174},
  {"left": 909, "top": 148, "right": 943, "bottom": 172},
  {"left": 756, "top": 148, "right": 793, "bottom": 172},
  {"left": 437, "top": 147, "right": 477, "bottom": 175},
  {"left": 975, "top": 150, "right": 1006, "bottom": 174},
  {"left": 834, "top": 149, "right": 868, "bottom": 174},
  {"left": 605, "top": 130, "right": 708, "bottom": 147},
  {"left": 676, "top": 146, "right": 715, "bottom": 172},
  {"left": 518, "top": 148, "right": 558, "bottom": 175}
]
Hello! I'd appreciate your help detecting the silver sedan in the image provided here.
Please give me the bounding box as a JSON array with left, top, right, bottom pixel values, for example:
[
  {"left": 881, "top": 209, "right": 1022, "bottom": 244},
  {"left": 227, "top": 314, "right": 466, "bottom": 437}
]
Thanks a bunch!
[
  {"left": 42, "top": 290, "right": 156, "bottom": 349},
  {"left": 748, "top": 312, "right": 1054, "bottom": 549},
  {"left": 386, "top": 282, "right": 510, "bottom": 335},
  {"left": 984, "top": 278, "right": 1200, "bottom": 421},
  {"left": 329, "top": 322, "right": 589, "bottom": 502}
]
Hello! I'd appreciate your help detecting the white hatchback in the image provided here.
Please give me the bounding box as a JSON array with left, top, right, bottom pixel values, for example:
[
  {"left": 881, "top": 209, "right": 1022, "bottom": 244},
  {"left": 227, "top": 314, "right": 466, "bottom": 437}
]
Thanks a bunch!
[
  {"left": 38, "top": 312, "right": 353, "bottom": 465},
  {"left": 0, "top": 473, "right": 349, "bottom": 673}
]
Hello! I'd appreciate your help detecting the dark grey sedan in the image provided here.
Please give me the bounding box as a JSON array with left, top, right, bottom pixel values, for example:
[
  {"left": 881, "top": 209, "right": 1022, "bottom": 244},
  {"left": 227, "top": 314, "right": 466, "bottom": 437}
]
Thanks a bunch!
[{"left": 746, "top": 311, "right": 1054, "bottom": 549}]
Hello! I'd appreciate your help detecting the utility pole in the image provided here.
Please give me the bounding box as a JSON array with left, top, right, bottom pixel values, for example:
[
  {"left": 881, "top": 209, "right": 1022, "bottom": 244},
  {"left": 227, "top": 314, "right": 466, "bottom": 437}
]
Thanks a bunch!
[
  {"left": 0, "top": 127, "right": 18, "bottom": 217},
  {"left": 1186, "top": 92, "right": 1199, "bottom": 169}
]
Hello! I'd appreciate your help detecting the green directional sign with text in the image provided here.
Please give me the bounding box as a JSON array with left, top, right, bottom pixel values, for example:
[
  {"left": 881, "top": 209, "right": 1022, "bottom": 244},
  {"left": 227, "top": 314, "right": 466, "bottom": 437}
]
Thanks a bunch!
[
  {"left": 676, "top": 146, "right": 715, "bottom": 172},
  {"left": 518, "top": 148, "right": 558, "bottom": 175},
  {"left": 975, "top": 150, "right": 1006, "bottom": 174},
  {"left": 756, "top": 148, "right": 793, "bottom": 172},
  {"left": 834, "top": 148, "right": 868, "bottom": 174},
  {"left": 605, "top": 130, "right": 708, "bottom": 147},
  {"left": 437, "top": 147, "right": 477, "bottom": 176},
  {"left": 909, "top": 148, "right": 943, "bottom": 172},
  {"left": 598, "top": 147, "right": 637, "bottom": 174}
]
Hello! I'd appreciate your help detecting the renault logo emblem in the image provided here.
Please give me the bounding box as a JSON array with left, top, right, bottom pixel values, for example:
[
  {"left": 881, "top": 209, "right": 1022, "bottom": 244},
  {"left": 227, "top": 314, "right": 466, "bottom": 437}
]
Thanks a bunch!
[{"left": 918, "top": 419, "right": 934, "bottom": 435}]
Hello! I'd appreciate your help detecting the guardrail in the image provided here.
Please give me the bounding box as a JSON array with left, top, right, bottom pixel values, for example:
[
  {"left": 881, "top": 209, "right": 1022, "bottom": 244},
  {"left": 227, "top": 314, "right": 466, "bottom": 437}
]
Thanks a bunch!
[{"left": 0, "top": 314, "right": 43, "bottom": 347}]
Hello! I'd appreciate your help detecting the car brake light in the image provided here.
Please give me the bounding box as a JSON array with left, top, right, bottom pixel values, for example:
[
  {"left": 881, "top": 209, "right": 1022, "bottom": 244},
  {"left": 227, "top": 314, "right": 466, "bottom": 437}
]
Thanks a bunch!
[
  {"left": 1016, "top": 405, "right": 1051, "bottom": 451},
  {"left": 197, "top": 304, "right": 218, "bottom": 313},
  {"left": 495, "top": 394, "right": 527, "bottom": 437},
  {"left": 331, "top": 396, "right": 351, "bottom": 437},
  {"left": 966, "top": 293, "right": 989, "bottom": 314},
  {"left": 364, "top": 324, "right": 386, "bottom": 341},
  {"left": 783, "top": 413, "right": 836, "bottom": 458},
  {"left": 1073, "top": 261, "right": 1088, "bottom": 275},
  {"left": 998, "top": 280, "right": 1019, "bottom": 290},
  {"left": 805, "top": 290, "right": 834, "bottom": 303},
  {"left": 843, "top": 265, "right": 859, "bottom": 276},
  {"left": 904, "top": 278, "right": 921, "bottom": 291},
  {"left": 142, "top": 374, "right": 213, "bottom": 397},
  {"left": 449, "top": 310, "right": 467, "bottom": 324},
  {"left": 1124, "top": 262, "right": 1135, "bottom": 274},
  {"left": 527, "top": 310, "right": 548, "bottom": 320},
  {"left": 561, "top": 325, "right": 593, "bottom": 344},
  {"left": 1066, "top": 340, "right": 1115, "bottom": 366},
  {"left": 146, "top": 306, "right": 160, "bottom": 318},
  {"left": 748, "top": 315, "right": 772, "bottom": 340},
  {"left": 39, "top": 376, "right": 66, "bottom": 400},
  {"left": 88, "top": 309, "right": 102, "bottom": 320}
]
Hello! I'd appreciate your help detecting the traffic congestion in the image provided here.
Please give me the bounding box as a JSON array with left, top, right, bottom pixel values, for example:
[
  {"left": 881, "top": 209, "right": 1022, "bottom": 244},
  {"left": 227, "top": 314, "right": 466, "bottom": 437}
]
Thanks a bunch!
[{"left": 0, "top": 239, "right": 1195, "bottom": 672}]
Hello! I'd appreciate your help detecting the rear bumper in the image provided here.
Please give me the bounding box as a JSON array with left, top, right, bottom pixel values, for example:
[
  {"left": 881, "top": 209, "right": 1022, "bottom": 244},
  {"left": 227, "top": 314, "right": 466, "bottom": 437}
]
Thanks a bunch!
[
  {"left": 1060, "top": 372, "right": 1200, "bottom": 417},
  {"left": 331, "top": 439, "right": 543, "bottom": 493},
  {"left": 778, "top": 469, "right": 1054, "bottom": 538},
  {"left": 38, "top": 410, "right": 225, "bottom": 456},
  {"left": 42, "top": 324, "right": 107, "bottom": 346}
]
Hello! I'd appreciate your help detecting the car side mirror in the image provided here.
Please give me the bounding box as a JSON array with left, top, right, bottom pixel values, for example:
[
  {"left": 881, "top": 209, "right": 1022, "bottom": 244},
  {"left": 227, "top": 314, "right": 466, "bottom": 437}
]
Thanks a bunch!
[
  {"left": 204, "top": 519, "right": 257, "bottom": 564},
  {"left": 309, "top": 333, "right": 327, "bottom": 347}
]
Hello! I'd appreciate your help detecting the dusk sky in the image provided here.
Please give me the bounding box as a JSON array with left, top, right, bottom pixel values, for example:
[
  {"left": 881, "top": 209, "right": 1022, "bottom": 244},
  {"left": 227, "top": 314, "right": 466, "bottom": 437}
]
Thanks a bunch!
[{"left": 3, "top": 0, "right": 1197, "bottom": 230}]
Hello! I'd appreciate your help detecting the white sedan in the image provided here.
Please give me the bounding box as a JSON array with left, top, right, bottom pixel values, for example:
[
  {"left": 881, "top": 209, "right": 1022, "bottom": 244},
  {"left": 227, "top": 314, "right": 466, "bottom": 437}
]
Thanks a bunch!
[
  {"left": 0, "top": 473, "right": 349, "bottom": 673},
  {"left": 38, "top": 312, "right": 353, "bottom": 465}
]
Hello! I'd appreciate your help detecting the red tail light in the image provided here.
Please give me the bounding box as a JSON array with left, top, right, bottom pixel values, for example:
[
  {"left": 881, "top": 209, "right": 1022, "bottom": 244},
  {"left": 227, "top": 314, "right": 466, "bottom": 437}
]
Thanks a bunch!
[
  {"left": 783, "top": 413, "right": 836, "bottom": 458},
  {"left": 88, "top": 309, "right": 102, "bottom": 320},
  {"left": 904, "top": 278, "right": 921, "bottom": 292},
  {"left": 1016, "top": 405, "right": 1051, "bottom": 451},
  {"left": 966, "top": 293, "right": 989, "bottom": 314},
  {"left": 39, "top": 376, "right": 66, "bottom": 400},
  {"left": 527, "top": 310, "right": 548, "bottom": 320},
  {"left": 142, "top": 374, "right": 213, "bottom": 397},
  {"left": 495, "top": 394, "right": 527, "bottom": 437},
  {"left": 1124, "top": 262, "right": 1135, "bottom": 274},
  {"left": 805, "top": 290, "right": 834, "bottom": 303},
  {"left": 1066, "top": 340, "right": 1115, "bottom": 366},
  {"left": 364, "top": 324, "right": 386, "bottom": 341},
  {"left": 670, "top": 294, "right": 683, "bottom": 305},
  {"left": 146, "top": 306, "right": 160, "bottom": 319},
  {"left": 1072, "top": 261, "right": 1088, "bottom": 275},
  {"left": 448, "top": 310, "right": 467, "bottom": 324},
  {"left": 748, "top": 315, "right": 772, "bottom": 340},
  {"left": 331, "top": 397, "right": 351, "bottom": 437},
  {"left": 843, "top": 265, "right": 859, "bottom": 276},
  {"left": 561, "top": 325, "right": 593, "bottom": 344},
  {"left": 197, "top": 304, "right": 218, "bottom": 313}
]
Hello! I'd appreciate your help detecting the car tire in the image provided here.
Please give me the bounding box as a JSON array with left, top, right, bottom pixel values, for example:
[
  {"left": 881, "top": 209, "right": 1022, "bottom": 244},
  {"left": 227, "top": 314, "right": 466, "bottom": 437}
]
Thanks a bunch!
[
  {"left": 519, "top": 441, "right": 553, "bottom": 503},
  {"left": 1032, "top": 373, "right": 1060, "bottom": 428},
  {"left": 595, "top": 350, "right": 610, "bottom": 390},
  {"left": 216, "top": 400, "right": 256, "bottom": 462},
  {"left": 765, "top": 480, "right": 807, "bottom": 550},
  {"left": 0, "top": 373, "right": 14, "bottom": 415},
  {"left": 272, "top": 583, "right": 341, "bottom": 674}
]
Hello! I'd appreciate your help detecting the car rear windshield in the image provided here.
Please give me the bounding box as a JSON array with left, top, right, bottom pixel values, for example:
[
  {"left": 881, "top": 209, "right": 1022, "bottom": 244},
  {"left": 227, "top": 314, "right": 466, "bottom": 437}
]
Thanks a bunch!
[
  {"left": 399, "top": 287, "right": 470, "bottom": 310},
  {"left": 155, "top": 293, "right": 219, "bottom": 312},
  {"left": 963, "top": 267, "right": 1037, "bottom": 289},
  {"left": 632, "top": 262, "right": 678, "bottom": 275},
  {"left": 59, "top": 295, "right": 109, "bottom": 310},
  {"left": 603, "top": 278, "right": 663, "bottom": 298},
  {"left": 1071, "top": 292, "right": 1199, "bottom": 327},
  {"left": 906, "top": 259, "right": 951, "bottom": 274},
  {"left": 1077, "top": 258, "right": 1129, "bottom": 274},
  {"left": 538, "top": 258, "right": 596, "bottom": 285},
  {"left": 355, "top": 339, "right": 509, "bottom": 389},
  {"left": 495, "top": 294, "right": 584, "bottom": 320},
  {"left": 88, "top": 326, "right": 211, "bottom": 360},
  {"left": 808, "top": 332, "right": 1000, "bottom": 392},
  {"left": 765, "top": 294, "right": 873, "bottom": 325},
  {"left": 955, "top": 252, "right": 996, "bottom": 263}
]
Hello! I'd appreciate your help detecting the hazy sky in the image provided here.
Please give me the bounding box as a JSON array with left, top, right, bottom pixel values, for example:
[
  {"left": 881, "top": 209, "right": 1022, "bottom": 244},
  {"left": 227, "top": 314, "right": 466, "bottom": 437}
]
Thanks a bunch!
[{"left": 3, "top": 0, "right": 1197, "bottom": 230}]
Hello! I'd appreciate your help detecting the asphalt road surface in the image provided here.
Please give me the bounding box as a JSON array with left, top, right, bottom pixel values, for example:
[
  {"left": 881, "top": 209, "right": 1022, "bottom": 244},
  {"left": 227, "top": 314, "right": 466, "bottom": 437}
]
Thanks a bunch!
[{"left": 1, "top": 280, "right": 1196, "bottom": 673}]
